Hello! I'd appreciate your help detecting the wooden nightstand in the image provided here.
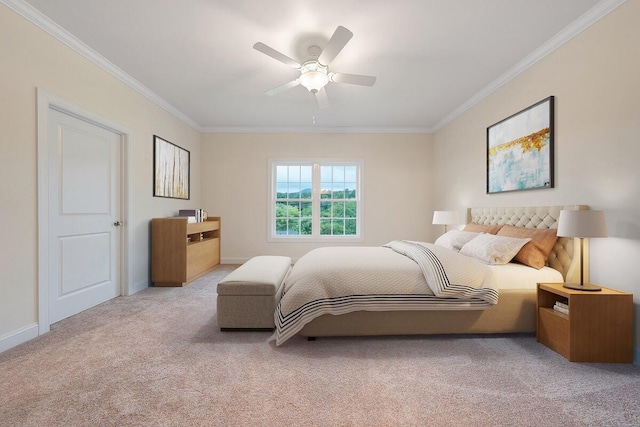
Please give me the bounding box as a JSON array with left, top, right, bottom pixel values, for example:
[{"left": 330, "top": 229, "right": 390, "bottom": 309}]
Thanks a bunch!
[{"left": 537, "top": 283, "right": 633, "bottom": 363}]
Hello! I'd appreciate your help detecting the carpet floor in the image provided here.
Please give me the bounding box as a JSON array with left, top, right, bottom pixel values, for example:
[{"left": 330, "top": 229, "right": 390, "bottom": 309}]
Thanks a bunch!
[{"left": 1, "top": 266, "right": 639, "bottom": 426}]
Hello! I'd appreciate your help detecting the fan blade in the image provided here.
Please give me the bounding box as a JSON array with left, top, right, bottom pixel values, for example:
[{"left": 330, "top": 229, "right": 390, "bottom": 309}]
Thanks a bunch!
[
  {"left": 265, "top": 80, "right": 300, "bottom": 96},
  {"left": 331, "top": 72, "right": 376, "bottom": 86},
  {"left": 318, "top": 26, "right": 353, "bottom": 66},
  {"left": 253, "top": 42, "right": 300, "bottom": 68},
  {"left": 314, "top": 87, "right": 330, "bottom": 109}
]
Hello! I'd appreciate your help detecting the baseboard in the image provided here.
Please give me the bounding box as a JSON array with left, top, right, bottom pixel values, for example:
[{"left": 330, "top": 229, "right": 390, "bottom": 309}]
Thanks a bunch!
[
  {"left": 0, "top": 323, "right": 39, "bottom": 353},
  {"left": 131, "top": 280, "right": 149, "bottom": 295},
  {"left": 634, "top": 346, "right": 640, "bottom": 366},
  {"left": 221, "top": 257, "right": 300, "bottom": 265},
  {"left": 221, "top": 258, "right": 250, "bottom": 265}
]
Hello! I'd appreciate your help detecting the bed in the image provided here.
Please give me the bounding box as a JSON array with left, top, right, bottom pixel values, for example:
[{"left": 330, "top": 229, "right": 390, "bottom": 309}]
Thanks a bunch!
[{"left": 274, "top": 205, "right": 587, "bottom": 345}]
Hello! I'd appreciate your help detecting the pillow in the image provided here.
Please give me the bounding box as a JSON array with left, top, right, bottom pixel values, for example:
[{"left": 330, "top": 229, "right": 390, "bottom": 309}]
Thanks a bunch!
[
  {"left": 463, "top": 223, "right": 504, "bottom": 234},
  {"left": 460, "top": 234, "right": 531, "bottom": 265},
  {"left": 497, "top": 225, "right": 559, "bottom": 269},
  {"left": 434, "top": 230, "right": 482, "bottom": 252}
]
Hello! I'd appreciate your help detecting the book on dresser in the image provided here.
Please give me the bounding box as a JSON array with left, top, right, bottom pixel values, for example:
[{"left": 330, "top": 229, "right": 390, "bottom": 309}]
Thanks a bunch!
[
  {"left": 178, "top": 209, "right": 207, "bottom": 222},
  {"left": 151, "top": 216, "right": 220, "bottom": 286}
]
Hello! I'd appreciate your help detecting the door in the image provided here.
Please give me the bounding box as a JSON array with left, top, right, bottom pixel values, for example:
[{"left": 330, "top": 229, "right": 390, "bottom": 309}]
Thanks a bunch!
[{"left": 47, "top": 108, "right": 122, "bottom": 323}]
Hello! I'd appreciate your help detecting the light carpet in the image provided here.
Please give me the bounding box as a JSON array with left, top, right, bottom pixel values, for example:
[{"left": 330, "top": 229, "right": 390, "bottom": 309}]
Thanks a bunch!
[{"left": 1, "top": 266, "right": 639, "bottom": 426}]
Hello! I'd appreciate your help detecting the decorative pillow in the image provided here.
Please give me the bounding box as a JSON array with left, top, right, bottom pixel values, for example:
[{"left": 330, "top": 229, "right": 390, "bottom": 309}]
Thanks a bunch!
[
  {"left": 497, "top": 225, "right": 559, "bottom": 269},
  {"left": 463, "top": 223, "right": 504, "bottom": 234},
  {"left": 460, "top": 234, "right": 531, "bottom": 265},
  {"left": 434, "top": 230, "right": 482, "bottom": 252}
]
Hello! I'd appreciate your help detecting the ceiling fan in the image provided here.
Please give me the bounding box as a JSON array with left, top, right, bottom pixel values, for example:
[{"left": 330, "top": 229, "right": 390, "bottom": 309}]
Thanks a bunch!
[{"left": 253, "top": 26, "right": 376, "bottom": 109}]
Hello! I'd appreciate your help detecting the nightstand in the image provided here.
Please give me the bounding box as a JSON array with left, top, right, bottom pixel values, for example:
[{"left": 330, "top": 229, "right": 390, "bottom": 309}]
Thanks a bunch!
[{"left": 537, "top": 283, "right": 633, "bottom": 363}]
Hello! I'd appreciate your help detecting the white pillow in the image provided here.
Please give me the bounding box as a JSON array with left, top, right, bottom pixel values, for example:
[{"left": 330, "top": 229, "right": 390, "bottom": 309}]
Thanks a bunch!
[
  {"left": 459, "top": 233, "right": 531, "bottom": 265},
  {"left": 434, "top": 230, "right": 482, "bottom": 252}
]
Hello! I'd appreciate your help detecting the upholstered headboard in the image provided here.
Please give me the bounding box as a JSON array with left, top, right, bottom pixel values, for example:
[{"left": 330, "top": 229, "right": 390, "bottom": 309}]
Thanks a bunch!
[{"left": 467, "top": 205, "right": 588, "bottom": 282}]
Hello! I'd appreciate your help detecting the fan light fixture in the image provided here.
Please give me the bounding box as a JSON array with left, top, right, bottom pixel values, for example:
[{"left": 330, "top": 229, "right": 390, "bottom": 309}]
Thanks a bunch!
[
  {"left": 253, "top": 26, "right": 376, "bottom": 108},
  {"left": 298, "top": 62, "right": 329, "bottom": 93}
]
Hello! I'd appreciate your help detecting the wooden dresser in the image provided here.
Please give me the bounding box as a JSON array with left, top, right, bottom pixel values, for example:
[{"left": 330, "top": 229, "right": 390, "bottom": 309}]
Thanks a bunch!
[{"left": 151, "top": 217, "right": 220, "bottom": 286}]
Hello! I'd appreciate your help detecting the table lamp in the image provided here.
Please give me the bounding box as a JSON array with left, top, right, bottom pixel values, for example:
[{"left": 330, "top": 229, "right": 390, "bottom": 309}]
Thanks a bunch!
[
  {"left": 557, "top": 210, "right": 608, "bottom": 291},
  {"left": 432, "top": 211, "right": 459, "bottom": 233}
]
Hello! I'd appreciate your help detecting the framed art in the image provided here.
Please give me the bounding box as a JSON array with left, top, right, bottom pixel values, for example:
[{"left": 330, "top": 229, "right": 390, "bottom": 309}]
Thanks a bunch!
[
  {"left": 153, "top": 135, "right": 190, "bottom": 199},
  {"left": 487, "top": 96, "right": 554, "bottom": 194}
]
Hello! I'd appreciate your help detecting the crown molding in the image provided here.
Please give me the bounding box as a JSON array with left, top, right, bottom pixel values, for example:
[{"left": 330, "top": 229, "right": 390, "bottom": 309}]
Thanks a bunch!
[
  {"left": 200, "top": 126, "right": 433, "bottom": 134},
  {"left": 1, "top": 0, "right": 203, "bottom": 131},
  {"left": 432, "top": 0, "right": 628, "bottom": 132}
]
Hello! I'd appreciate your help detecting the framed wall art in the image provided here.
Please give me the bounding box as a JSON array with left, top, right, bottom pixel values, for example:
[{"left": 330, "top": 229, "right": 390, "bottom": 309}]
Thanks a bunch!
[
  {"left": 153, "top": 135, "right": 190, "bottom": 199},
  {"left": 487, "top": 96, "right": 554, "bottom": 194}
]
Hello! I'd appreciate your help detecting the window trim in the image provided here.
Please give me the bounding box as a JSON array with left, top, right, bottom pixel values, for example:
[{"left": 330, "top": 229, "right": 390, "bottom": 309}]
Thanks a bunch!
[{"left": 268, "top": 158, "right": 364, "bottom": 243}]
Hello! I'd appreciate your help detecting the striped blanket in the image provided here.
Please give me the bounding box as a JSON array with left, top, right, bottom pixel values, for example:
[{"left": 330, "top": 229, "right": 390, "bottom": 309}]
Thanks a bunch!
[{"left": 274, "top": 241, "right": 498, "bottom": 345}]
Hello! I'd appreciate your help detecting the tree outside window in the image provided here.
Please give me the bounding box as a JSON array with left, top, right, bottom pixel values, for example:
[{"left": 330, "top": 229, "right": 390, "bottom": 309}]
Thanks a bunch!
[{"left": 271, "top": 161, "right": 362, "bottom": 240}]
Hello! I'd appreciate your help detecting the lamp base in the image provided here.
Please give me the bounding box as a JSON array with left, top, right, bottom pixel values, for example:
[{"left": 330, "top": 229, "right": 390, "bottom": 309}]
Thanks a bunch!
[{"left": 563, "top": 283, "right": 602, "bottom": 292}]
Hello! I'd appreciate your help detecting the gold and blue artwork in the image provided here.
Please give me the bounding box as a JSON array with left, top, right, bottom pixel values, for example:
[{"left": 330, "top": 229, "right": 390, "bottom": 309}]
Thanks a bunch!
[{"left": 487, "top": 97, "right": 554, "bottom": 193}]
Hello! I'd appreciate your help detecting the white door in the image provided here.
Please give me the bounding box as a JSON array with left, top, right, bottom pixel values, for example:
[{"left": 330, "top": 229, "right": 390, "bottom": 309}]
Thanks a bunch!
[{"left": 48, "top": 108, "right": 122, "bottom": 323}]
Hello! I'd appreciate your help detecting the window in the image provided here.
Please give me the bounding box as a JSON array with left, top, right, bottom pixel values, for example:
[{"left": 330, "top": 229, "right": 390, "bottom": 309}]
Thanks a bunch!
[{"left": 270, "top": 160, "right": 362, "bottom": 241}]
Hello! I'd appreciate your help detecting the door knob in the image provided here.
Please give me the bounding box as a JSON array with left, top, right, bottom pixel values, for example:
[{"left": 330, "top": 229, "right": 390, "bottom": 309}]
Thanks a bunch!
[{"left": 113, "top": 220, "right": 123, "bottom": 226}]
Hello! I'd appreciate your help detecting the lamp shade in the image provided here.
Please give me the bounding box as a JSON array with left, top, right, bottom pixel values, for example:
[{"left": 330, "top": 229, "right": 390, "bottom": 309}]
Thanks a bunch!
[
  {"left": 557, "top": 210, "right": 608, "bottom": 238},
  {"left": 432, "top": 211, "right": 459, "bottom": 225}
]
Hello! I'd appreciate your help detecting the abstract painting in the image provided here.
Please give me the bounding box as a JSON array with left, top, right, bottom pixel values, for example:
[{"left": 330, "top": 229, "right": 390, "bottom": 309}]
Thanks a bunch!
[
  {"left": 153, "top": 135, "right": 190, "bottom": 199},
  {"left": 487, "top": 96, "right": 554, "bottom": 193}
]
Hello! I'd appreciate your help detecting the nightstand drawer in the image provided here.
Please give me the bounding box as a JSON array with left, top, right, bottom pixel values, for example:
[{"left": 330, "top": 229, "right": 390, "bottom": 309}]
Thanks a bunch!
[{"left": 538, "top": 307, "right": 569, "bottom": 358}]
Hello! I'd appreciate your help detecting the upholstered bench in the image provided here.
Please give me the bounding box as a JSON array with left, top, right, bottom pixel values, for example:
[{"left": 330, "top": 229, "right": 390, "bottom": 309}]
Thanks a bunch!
[{"left": 216, "top": 256, "right": 291, "bottom": 330}]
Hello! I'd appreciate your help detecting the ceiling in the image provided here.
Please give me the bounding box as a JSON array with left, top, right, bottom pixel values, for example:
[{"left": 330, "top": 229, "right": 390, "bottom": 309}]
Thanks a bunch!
[{"left": 15, "top": 0, "right": 617, "bottom": 132}]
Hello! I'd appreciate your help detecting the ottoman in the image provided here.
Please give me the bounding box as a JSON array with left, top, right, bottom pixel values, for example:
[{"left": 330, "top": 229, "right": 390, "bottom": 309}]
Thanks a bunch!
[{"left": 216, "top": 256, "right": 291, "bottom": 330}]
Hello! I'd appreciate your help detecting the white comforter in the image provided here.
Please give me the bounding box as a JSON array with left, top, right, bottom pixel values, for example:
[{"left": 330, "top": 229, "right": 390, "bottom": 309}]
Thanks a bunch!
[{"left": 274, "top": 242, "right": 499, "bottom": 345}]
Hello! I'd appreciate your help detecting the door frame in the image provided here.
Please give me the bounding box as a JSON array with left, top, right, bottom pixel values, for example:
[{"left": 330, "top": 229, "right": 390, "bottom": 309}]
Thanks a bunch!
[{"left": 36, "top": 88, "right": 134, "bottom": 335}]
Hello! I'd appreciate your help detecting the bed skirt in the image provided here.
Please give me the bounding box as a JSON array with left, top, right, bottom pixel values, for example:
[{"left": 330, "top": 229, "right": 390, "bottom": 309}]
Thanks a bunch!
[{"left": 297, "top": 288, "right": 536, "bottom": 338}]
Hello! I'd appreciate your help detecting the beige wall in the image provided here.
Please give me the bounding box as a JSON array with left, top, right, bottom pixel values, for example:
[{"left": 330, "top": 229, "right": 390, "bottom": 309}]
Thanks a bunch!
[
  {"left": 433, "top": 1, "right": 640, "bottom": 351},
  {"left": 200, "top": 132, "right": 433, "bottom": 261},
  {"left": 0, "top": 4, "right": 201, "bottom": 342}
]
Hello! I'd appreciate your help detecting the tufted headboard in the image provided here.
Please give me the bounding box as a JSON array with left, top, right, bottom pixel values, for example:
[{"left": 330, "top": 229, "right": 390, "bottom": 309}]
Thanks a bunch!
[{"left": 467, "top": 205, "right": 588, "bottom": 282}]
